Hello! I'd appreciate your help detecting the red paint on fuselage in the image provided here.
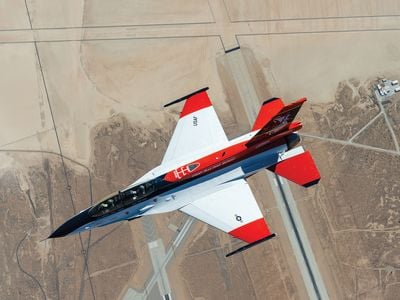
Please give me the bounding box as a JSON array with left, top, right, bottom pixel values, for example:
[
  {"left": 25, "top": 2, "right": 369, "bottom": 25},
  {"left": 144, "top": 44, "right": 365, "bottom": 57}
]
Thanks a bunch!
[
  {"left": 246, "top": 121, "right": 302, "bottom": 147},
  {"left": 164, "top": 141, "right": 248, "bottom": 182},
  {"left": 165, "top": 96, "right": 307, "bottom": 183},
  {"left": 163, "top": 127, "right": 299, "bottom": 183}
]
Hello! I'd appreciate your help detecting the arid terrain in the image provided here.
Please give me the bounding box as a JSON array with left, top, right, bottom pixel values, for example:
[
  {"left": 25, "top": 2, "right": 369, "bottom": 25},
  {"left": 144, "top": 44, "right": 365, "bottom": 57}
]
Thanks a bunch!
[{"left": 1, "top": 1, "right": 400, "bottom": 299}]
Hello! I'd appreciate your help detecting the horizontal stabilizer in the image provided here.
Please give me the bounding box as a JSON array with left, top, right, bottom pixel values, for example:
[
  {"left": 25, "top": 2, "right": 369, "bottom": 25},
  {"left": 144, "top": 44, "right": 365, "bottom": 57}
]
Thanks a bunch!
[{"left": 268, "top": 151, "right": 320, "bottom": 187}]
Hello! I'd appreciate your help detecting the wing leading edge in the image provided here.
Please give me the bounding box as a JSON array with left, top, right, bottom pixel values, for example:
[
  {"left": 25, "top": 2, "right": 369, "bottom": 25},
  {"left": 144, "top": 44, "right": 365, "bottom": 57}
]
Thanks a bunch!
[
  {"left": 179, "top": 179, "right": 275, "bottom": 245},
  {"left": 162, "top": 88, "right": 228, "bottom": 165}
]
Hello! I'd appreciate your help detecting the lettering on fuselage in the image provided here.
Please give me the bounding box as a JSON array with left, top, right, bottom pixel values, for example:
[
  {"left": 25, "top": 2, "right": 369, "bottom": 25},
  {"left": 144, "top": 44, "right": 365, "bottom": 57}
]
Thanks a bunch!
[
  {"left": 173, "top": 162, "right": 200, "bottom": 179},
  {"left": 193, "top": 116, "right": 198, "bottom": 126}
]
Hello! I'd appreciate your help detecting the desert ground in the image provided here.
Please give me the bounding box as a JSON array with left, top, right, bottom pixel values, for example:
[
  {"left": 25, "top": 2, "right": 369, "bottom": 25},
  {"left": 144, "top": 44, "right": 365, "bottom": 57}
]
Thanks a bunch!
[{"left": 1, "top": 1, "right": 400, "bottom": 299}]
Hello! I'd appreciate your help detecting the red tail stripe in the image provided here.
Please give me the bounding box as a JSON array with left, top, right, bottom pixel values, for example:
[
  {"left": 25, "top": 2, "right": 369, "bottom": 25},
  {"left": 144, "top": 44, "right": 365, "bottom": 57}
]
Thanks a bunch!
[
  {"left": 280, "top": 97, "right": 307, "bottom": 113},
  {"left": 252, "top": 98, "right": 284, "bottom": 131}
]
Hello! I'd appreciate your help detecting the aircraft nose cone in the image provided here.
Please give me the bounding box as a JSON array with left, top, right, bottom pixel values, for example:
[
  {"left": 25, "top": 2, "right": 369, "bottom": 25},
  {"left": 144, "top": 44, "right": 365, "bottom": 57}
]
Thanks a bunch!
[{"left": 48, "top": 209, "right": 92, "bottom": 238}]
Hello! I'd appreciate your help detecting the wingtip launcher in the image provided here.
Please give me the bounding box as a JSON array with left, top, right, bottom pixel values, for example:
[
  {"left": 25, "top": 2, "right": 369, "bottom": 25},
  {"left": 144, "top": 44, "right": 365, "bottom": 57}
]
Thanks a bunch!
[
  {"left": 163, "top": 87, "right": 209, "bottom": 108},
  {"left": 226, "top": 233, "right": 277, "bottom": 257}
]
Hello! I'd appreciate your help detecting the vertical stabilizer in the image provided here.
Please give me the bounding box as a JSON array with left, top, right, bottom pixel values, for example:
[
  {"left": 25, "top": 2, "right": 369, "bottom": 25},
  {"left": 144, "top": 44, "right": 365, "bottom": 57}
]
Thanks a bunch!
[{"left": 247, "top": 98, "right": 307, "bottom": 146}]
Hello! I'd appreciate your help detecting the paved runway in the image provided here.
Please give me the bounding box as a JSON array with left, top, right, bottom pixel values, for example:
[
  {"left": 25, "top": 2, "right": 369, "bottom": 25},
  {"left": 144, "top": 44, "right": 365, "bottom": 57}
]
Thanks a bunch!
[
  {"left": 123, "top": 217, "right": 194, "bottom": 299},
  {"left": 225, "top": 48, "right": 329, "bottom": 300}
]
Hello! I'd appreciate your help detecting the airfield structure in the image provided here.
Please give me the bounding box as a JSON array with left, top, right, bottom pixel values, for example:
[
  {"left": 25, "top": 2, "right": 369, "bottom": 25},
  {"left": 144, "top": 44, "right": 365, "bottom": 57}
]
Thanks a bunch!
[{"left": 374, "top": 78, "right": 400, "bottom": 104}]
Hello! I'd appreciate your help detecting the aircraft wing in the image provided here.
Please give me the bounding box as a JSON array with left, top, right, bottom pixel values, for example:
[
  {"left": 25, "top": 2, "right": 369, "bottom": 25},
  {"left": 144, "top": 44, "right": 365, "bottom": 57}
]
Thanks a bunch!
[
  {"left": 162, "top": 88, "right": 228, "bottom": 165},
  {"left": 179, "top": 179, "right": 273, "bottom": 244}
]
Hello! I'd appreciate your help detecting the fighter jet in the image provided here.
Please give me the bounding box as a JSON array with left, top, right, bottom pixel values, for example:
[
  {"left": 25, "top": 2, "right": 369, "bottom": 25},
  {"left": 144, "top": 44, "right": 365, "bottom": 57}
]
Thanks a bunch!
[{"left": 49, "top": 87, "right": 320, "bottom": 256}]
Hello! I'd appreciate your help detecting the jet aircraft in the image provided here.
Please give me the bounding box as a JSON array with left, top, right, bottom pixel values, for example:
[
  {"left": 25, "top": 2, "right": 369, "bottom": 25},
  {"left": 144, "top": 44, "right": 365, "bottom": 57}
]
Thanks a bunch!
[{"left": 49, "top": 88, "right": 320, "bottom": 256}]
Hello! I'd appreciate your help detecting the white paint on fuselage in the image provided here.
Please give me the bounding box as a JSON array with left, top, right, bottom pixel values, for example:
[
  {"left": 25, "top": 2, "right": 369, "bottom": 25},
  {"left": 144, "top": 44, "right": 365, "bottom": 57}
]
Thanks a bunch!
[{"left": 70, "top": 133, "right": 302, "bottom": 235}]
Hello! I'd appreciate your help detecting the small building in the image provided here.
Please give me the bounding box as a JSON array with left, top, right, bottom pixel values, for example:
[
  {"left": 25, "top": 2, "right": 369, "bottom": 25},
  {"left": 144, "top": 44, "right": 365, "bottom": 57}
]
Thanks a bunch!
[{"left": 373, "top": 78, "right": 400, "bottom": 104}]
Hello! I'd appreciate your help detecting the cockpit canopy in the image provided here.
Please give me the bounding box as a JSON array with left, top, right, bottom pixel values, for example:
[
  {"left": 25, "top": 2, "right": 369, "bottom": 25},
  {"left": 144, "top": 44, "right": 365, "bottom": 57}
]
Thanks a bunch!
[{"left": 88, "top": 182, "right": 155, "bottom": 218}]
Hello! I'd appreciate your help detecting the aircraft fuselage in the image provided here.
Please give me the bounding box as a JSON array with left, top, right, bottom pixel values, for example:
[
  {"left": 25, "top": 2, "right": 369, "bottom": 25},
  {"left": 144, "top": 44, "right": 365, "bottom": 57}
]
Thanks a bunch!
[{"left": 49, "top": 131, "right": 300, "bottom": 238}]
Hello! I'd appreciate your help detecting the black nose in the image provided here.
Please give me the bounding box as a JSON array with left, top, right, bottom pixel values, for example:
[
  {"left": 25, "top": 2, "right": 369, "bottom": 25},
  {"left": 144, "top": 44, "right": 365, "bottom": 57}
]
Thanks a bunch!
[{"left": 48, "top": 209, "right": 92, "bottom": 238}]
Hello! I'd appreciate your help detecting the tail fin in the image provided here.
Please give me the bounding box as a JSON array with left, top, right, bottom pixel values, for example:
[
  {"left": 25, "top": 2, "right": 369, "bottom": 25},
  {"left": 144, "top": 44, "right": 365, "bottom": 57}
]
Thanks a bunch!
[
  {"left": 251, "top": 97, "right": 320, "bottom": 187},
  {"left": 248, "top": 97, "right": 306, "bottom": 146},
  {"left": 252, "top": 98, "right": 285, "bottom": 131}
]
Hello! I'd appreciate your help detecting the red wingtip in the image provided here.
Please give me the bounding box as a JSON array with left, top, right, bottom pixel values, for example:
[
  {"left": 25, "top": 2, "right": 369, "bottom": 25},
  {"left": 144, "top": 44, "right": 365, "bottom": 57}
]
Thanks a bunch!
[
  {"left": 229, "top": 218, "right": 271, "bottom": 243},
  {"left": 180, "top": 91, "right": 212, "bottom": 118}
]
